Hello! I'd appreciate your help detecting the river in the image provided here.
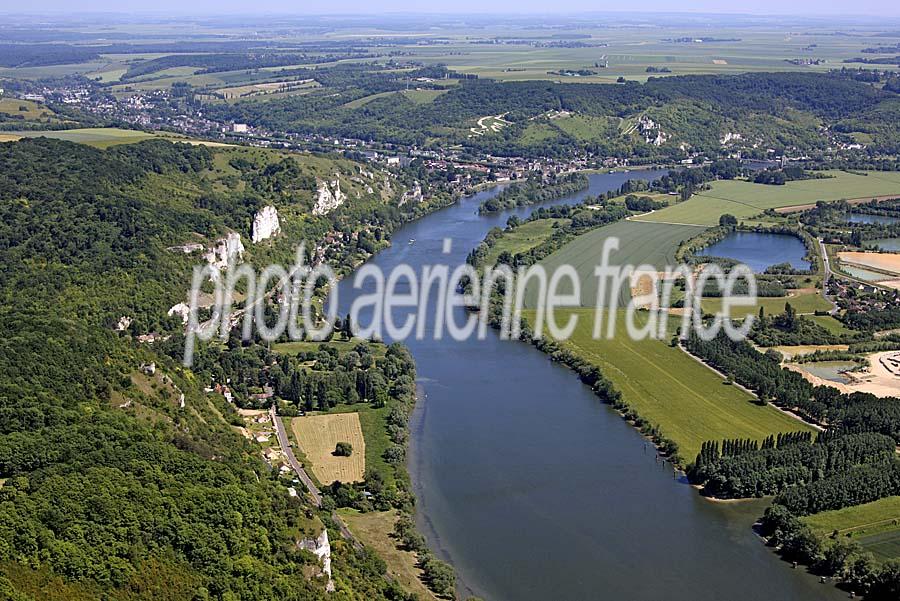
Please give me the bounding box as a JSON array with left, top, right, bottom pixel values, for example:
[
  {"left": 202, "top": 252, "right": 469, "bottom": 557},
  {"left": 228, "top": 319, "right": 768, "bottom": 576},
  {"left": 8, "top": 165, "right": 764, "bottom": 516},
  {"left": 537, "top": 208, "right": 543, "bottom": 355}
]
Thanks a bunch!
[{"left": 333, "top": 172, "right": 845, "bottom": 601}]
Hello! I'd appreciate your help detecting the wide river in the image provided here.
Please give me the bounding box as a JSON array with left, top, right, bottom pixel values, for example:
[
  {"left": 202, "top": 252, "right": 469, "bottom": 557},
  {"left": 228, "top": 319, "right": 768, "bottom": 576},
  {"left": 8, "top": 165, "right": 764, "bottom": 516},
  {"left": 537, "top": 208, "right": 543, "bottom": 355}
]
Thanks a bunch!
[{"left": 334, "top": 172, "right": 844, "bottom": 601}]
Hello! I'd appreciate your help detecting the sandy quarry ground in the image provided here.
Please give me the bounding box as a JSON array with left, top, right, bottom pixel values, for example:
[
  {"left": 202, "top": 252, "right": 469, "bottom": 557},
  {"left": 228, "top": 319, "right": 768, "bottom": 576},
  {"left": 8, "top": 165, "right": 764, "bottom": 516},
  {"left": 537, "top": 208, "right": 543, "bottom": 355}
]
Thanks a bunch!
[
  {"left": 237, "top": 408, "right": 267, "bottom": 417},
  {"left": 838, "top": 251, "right": 900, "bottom": 276},
  {"left": 787, "top": 351, "right": 900, "bottom": 398}
]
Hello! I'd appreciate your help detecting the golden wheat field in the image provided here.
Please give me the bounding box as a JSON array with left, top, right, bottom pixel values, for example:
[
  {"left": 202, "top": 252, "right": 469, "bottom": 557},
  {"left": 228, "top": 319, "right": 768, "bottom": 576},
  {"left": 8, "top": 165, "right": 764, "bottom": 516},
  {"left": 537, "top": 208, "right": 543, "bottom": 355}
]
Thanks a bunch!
[{"left": 291, "top": 413, "right": 366, "bottom": 484}]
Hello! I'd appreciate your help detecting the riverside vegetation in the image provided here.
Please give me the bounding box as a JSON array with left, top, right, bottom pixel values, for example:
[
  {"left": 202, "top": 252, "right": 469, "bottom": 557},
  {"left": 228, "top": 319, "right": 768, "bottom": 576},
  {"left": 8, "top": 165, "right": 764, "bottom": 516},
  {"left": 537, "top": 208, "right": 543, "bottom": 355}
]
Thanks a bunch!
[{"left": 469, "top": 163, "right": 900, "bottom": 598}]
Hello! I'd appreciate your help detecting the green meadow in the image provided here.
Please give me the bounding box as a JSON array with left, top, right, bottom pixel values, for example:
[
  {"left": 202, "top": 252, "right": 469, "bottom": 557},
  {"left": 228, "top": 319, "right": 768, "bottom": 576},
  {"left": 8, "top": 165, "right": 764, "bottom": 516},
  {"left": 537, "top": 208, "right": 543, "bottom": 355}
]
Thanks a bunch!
[
  {"left": 483, "top": 218, "right": 568, "bottom": 265},
  {"left": 804, "top": 496, "right": 900, "bottom": 561},
  {"left": 635, "top": 171, "right": 900, "bottom": 226},
  {"left": 527, "top": 309, "right": 814, "bottom": 461},
  {"left": 700, "top": 290, "right": 833, "bottom": 318},
  {"left": 525, "top": 219, "right": 705, "bottom": 308}
]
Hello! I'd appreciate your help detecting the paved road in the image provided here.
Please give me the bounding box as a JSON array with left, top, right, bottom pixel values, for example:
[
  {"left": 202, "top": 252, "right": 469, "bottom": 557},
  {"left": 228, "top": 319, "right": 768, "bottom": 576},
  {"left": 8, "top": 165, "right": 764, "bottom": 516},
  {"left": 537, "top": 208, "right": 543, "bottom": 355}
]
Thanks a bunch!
[
  {"left": 269, "top": 407, "right": 360, "bottom": 546},
  {"left": 269, "top": 406, "right": 322, "bottom": 507},
  {"left": 818, "top": 237, "right": 840, "bottom": 315}
]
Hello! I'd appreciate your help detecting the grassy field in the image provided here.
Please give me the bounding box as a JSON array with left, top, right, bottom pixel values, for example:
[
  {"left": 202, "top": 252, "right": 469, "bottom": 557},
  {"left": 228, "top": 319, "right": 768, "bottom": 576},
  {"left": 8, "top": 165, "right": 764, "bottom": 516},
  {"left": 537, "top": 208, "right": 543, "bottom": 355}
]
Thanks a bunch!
[
  {"left": 635, "top": 171, "right": 900, "bottom": 226},
  {"left": 525, "top": 220, "right": 706, "bottom": 308},
  {"left": 804, "top": 496, "right": 900, "bottom": 561},
  {"left": 1, "top": 127, "right": 157, "bottom": 148},
  {"left": 291, "top": 413, "right": 366, "bottom": 484},
  {"left": 528, "top": 309, "right": 815, "bottom": 461},
  {"left": 808, "top": 314, "right": 858, "bottom": 336},
  {"left": 337, "top": 509, "right": 438, "bottom": 600},
  {"left": 483, "top": 218, "right": 568, "bottom": 265},
  {"left": 700, "top": 289, "right": 833, "bottom": 318},
  {"left": 0, "top": 98, "right": 56, "bottom": 121},
  {"left": 343, "top": 88, "right": 448, "bottom": 109}
]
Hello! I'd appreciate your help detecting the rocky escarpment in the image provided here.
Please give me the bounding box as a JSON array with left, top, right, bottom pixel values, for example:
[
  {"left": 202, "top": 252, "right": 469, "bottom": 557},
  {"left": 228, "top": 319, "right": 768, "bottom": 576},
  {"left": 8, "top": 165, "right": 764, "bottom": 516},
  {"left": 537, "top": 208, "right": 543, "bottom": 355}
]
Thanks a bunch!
[
  {"left": 251, "top": 205, "right": 281, "bottom": 243},
  {"left": 399, "top": 181, "right": 423, "bottom": 206},
  {"left": 203, "top": 232, "right": 245, "bottom": 270},
  {"left": 313, "top": 177, "right": 346, "bottom": 215},
  {"left": 298, "top": 529, "right": 334, "bottom": 592},
  {"left": 637, "top": 115, "right": 670, "bottom": 147}
]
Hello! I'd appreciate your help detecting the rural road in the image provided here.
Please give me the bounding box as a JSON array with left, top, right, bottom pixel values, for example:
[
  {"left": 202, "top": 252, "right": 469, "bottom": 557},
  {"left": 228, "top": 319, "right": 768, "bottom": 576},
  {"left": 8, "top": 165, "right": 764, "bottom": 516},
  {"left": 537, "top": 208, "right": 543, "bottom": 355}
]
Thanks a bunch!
[
  {"left": 269, "top": 405, "right": 323, "bottom": 507},
  {"left": 818, "top": 237, "right": 840, "bottom": 315},
  {"left": 269, "top": 406, "right": 360, "bottom": 546}
]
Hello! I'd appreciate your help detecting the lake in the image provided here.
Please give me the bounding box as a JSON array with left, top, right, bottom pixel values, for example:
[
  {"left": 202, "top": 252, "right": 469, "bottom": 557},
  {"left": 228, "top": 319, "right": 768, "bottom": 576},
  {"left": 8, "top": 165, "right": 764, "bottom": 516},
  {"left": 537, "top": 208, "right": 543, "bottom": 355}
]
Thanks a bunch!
[
  {"left": 842, "top": 265, "right": 891, "bottom": 282},
  {"left": 871, "top": 238, "right": 900, "bottom": 251},
  {"left": 332, "top": 172, "right": 844, "bottom": 601},
  {"left": 697, "top": 232, "right": 811, "bottom": 272},
  {"left": 848, "top": 213, "right": 900, "bottom": 225}
]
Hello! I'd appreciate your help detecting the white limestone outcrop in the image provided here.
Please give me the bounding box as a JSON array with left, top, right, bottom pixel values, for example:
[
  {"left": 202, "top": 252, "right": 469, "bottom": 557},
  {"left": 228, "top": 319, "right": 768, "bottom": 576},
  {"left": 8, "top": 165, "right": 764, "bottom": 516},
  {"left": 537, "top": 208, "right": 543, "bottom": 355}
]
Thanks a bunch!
[
  {"left": 168, "top": 302, "right": 190, "bottom": 325},
  {"left": 299, "top": 529, "right": 334, "bottom": 592},
  {"left": 251, "top": 205, "right": 281, "bottom": 243},
  {"left": 204, "top": 232, "right": 245, "bottom": 270},
  {"left": 637, "top": 115, "right": 670, "bottom": 147},
  {"left": 720, "top": 132, "right": 743, "bottom": 145},
  {"left": 313, "top": 177, "right": 346, "bottom": 215}
]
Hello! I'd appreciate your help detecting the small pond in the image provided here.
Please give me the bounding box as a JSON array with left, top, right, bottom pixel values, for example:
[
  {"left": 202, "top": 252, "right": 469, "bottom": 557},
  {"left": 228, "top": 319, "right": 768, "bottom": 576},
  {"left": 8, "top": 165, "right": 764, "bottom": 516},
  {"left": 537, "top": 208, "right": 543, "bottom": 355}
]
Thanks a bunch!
[
  {"left": 799, "top": 361, "right": 859, "bottom": 384},
  {"left": 870, "top": 238, "right": 900, "bottom": 252},
  {"left": 848, "top": 213, "right": 900, "bottom": 225},
  {"left": 842, "top": 265, "right": 891, "bottom": 282}
]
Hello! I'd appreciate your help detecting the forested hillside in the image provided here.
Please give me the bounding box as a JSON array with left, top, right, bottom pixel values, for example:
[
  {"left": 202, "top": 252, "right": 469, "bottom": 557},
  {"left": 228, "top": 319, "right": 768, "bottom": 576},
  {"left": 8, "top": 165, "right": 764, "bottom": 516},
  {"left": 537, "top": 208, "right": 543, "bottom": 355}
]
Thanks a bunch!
[
  {"left": 0, "top": 138, "right": 428, "bottom": 600},
  {"left": 208, "top": 70, "right": 900, "bottom": 158}
]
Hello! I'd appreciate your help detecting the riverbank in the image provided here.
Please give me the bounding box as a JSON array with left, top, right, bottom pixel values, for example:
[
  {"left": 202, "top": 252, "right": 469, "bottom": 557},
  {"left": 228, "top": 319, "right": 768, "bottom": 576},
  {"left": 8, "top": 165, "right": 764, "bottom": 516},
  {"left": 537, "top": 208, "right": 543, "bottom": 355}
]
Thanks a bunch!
[{"left": 330, "top": 170, "right": 847, "bottom": 601}]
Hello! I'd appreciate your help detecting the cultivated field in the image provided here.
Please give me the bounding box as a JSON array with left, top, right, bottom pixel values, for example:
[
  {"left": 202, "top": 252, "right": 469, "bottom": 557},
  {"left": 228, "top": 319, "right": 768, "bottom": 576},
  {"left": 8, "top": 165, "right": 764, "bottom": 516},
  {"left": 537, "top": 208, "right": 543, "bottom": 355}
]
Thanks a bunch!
[
  {"left": 2, "top": 127, "right": 156, "bottom": 148},
  {"left": 635, "top": 171, "right": 900, "bottom": 226},
  {"left": 525, "top": 220, "right": 705, "bottom": 308},
  {"left": 394, "top": 26, "right": 893, "bottom": 82},
  {"left": 804, "top": 496, "right": 900, "bottom": 561},
  {"left": 291, "top": 413, "right": 366, "bottom": 484},
  {"left": 0, "top": 128, "right": 233, "bottom": 149},
  {"left": 0, "top": 98, "right": 55, "bottom": 121},
  {"left": 528, "top": 309, "right": 814, "bottom": 461}
]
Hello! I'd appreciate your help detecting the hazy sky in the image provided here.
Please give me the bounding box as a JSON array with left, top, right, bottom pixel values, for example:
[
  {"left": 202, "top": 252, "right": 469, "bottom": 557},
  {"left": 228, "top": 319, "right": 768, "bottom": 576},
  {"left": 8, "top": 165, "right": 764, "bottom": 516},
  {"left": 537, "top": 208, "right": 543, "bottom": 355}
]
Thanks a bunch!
[{"left": 7, "top": 1, "right": 900, "bottom": 18}]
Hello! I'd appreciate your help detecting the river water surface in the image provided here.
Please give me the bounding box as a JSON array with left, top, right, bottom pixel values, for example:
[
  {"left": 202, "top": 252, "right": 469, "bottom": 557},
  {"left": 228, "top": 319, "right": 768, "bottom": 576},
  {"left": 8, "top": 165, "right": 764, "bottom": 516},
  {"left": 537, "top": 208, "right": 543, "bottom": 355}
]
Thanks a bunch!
[{"left": 333, "top": 173, "right": 845, "bottom": 601}]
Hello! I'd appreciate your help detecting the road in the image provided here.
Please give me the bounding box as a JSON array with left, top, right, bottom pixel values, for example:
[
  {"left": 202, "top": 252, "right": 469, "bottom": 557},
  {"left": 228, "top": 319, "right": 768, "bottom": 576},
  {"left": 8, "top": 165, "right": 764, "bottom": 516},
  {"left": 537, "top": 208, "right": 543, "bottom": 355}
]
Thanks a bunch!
[
  {"left": 818, "top": 237, "right": 840, "bottom": 315},
  {"left": 269, "top": 406, "right": 360, "bottom": 545},
  {"left": 269, "top": 405, "right": 322, "bottom": 507}
]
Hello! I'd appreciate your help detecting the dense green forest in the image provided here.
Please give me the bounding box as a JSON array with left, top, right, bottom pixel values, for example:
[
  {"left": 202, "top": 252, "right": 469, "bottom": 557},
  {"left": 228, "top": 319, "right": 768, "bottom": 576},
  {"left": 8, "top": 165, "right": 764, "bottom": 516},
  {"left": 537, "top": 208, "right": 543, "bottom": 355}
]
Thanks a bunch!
[
  {"left": 684, "top": 329, "right": 900, "bottom": 597},
  {"left": 0, "top": 137, "right": 435, "bottom": 600}
]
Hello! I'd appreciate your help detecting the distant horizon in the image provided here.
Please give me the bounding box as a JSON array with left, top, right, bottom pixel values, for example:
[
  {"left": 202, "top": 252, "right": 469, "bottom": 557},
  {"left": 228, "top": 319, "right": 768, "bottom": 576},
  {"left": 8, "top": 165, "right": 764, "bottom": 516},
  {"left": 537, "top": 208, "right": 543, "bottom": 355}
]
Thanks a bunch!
[{"left": 2, "top": 4, "right": 900, "bottom": 20}]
